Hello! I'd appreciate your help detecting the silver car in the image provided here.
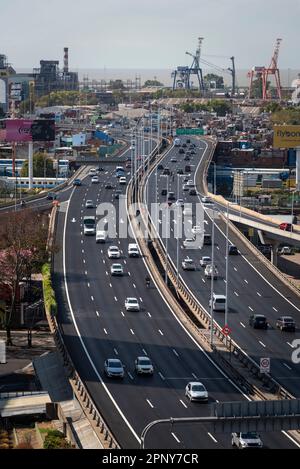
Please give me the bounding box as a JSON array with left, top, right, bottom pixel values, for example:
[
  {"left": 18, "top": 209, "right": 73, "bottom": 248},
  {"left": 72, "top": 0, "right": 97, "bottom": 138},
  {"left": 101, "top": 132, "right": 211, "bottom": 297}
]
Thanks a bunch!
[
  {"left": 85, "top": 200, "right": 94, "bottom": 209},
  {"left": 200, "top": 256, "right": 211, "bottom": 267},
  {"left": 104, "top": 359, "right": 125, "bottom": 378},
  {"left": 231, "top": 432, "right": 263, "bottom": 449},
  {"left": 185, "top": 382, "right": 208, "bottom": 402},
  {"left": 135, "top": 357, "right": 154, "bottom": 375},
  {"left": 182, "top": 257, "right": 196, "bottom": 270},
  {"left": 125, "top": 297, "right": 140, "bottom": 312},
  {"left": 111, "top": 263, "right": 124, "bottom": 276}
]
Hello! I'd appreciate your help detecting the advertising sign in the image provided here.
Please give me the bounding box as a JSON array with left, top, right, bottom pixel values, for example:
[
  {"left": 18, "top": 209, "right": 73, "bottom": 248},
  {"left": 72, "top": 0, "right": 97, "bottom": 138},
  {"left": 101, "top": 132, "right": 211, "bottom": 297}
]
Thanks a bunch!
[
  {"left": 0, "top": 119, "right": 56, "bottom": 142},
  {"left": 273, "top": 125, "right": 300, "bottom": 149},
  {"left": 5, "top": 119, "right": 33, "bottom": 142}
]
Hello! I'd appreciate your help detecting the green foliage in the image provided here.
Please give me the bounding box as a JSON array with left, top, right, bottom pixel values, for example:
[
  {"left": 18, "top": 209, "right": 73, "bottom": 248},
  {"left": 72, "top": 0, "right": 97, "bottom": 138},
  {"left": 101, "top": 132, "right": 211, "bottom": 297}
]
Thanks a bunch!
[
  {"left": 271, "top": 108, "right": 300, "bottom": 125},
  {"left": 179, "top": 99, "right": 231, "bottom": 116},
  {"left": 144, "top": 79, "right": 164, "bottom": 87},
  {"left": 42, "top": 264, "right": 57, "bottom": 316},
  {"left": 36, "top": 91, "right": 98, "bottom": 107},
  {"left": 261, "top": 102, "right": 282, "bottom": 113},
  {"left": 20, "top": 153, "right": 55, "bottom": 178},
  {"left": 204, "top": 74, "right": 224, "bottom": 88},
  {"left": 43, "top": 430, "right": 71, "bottom": 449}
]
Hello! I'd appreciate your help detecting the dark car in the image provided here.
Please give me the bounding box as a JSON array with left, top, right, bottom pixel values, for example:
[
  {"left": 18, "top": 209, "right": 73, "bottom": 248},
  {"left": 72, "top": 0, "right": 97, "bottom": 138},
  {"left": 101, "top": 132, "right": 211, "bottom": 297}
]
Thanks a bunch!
[
  {"left": 163, "top": 168, "right": 170, "bottom": 175},
  {"left": 98, "top": 166, "right": 104, "bottom": 172},
  {"left": 115, "top": 190, "right": 122, "bottom": 199},
  {"left": 185, "top": 165, "right": 191, "bottom": 172},
  {"left": 177, "top": 168, "right": 184, "bottom": 175},
  {"left": 182, "top": 143, "right": 187, "bottom": 148},
  {"left": 276, "top": 316, "right": 296, "bottom": 332},
  {"left": 189, "top": 189, "right": 197, "bottom": 196},
  {"left": 228, "top": 245, "right": 239, "bottom": 255},
  {"left": 46, "top": 192, "right": 57, "bottom": 200},
  {"left": 161, "top": 189, "right": 168, "bottom": 196},
  {"left": 184, "top": 155, "right": 191, "bottom": 161},
  {"left": 186, "top": 139, "right": 191, "bottom": 144},
  {"left": 249, "top": 314, "right": 268, "bottom": 330},
  {"left": 73, "top": 179, "right": 82, "bottom": 186},
  {"left": 190, "top": 150, "right": 196, "bottom": 155},
  {"left": 167, "top": 192, "right": 176, "bottom": 202},
  {"left": 105, "top": 183, "right": 114, "bottom": 189},
  {"left": 157, "top": 164, "right": 164, "bottom": 170},
  {"left": 179, "top": 148, "right": 185, "bottom": 154}
]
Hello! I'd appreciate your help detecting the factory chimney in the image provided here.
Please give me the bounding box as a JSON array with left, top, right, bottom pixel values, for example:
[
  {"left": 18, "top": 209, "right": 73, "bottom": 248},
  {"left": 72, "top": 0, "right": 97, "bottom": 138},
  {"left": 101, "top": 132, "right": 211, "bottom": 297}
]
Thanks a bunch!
[{"left": 63, "top": 47, "right": 69, "bottom": 74}]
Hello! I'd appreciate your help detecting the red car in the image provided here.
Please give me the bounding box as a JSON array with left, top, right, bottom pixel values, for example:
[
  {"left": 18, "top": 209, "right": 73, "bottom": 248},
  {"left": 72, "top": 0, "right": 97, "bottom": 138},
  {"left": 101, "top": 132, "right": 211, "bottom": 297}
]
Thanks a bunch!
[{"left": 279, "top": 223, "right": 292, "bottom": 232}]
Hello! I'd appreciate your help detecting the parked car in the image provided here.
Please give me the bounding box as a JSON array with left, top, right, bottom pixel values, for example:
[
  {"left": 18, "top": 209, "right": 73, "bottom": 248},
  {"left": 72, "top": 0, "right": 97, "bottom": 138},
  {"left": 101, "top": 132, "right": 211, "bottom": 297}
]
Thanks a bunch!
[
  {"left": 157, "top": 164, "right": 164, "bottom": 170},
  {"left": 189, "top": 189, "right": 197, "bottom": 196},
  {"left": 231, "top": 432, "right": 263, "bottom": 449},
  {"left": 104, "top": 359, "right": 125, "bottom": 378},
  {"left": 183, "top": 238, "right": 196, "bottom": 248},
  {"left": 276, "top": 316, "right": 296, "bottom": 332},
  {"left": 177, "top": 169, "right": 184, "bottom": 175},
  {"left": 192, "top": 226, "right": 203, "bottom": 235},
  {"left": 179, "top": 148, "right": 185, "bottom": 154},
  {"left": 161, "top": 189, "right": 168, "bottom": 196},
  {"left": 170, "top": 157, "right": 177, "bottom": 163},
  {"left": 249, "top": 314, "right": 268, "bottom": 329},
  {"left": 182, "top": 257, "right": 196, "bottom": 270},
  {"left": 105, "top": 183, "right": 114, "bottom": 189},
  {"left": 163, "top": 168, "right": 170, "bottom": 175},
  {"left": 185, "top": 382, "right": 208, "bottom": 402},
  {"left": 135, "top": 357, "right": 154, "bottom": 375}
]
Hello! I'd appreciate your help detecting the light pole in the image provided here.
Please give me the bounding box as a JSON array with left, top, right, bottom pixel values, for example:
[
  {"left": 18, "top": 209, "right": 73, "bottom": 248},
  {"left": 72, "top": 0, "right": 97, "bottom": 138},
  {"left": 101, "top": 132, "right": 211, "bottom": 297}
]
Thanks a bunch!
[
  {"left": 225, "top": 202, "right": 229, "bottom": 328},
  {"left": 176, "top": 174, "right": 184, "bottom": 289},
  {"left": 165, "top": 174, "right": 169, "bottom": 285},
  {"left": 210, "top": 207, "right": 215, "bottom": 347}
]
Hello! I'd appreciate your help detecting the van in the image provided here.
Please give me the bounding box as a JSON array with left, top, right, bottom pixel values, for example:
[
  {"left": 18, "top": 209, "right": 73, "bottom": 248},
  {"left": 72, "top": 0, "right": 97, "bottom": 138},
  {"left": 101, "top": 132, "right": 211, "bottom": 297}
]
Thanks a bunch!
[
  {"left": 209, "top": 294, "right": 226, "bottom": 311},
  {"left": 96, "top": 230, "right": 107, "bottom": 243},
  {"left": 128, "top": 244, "right": 140, "bottom": 258}
]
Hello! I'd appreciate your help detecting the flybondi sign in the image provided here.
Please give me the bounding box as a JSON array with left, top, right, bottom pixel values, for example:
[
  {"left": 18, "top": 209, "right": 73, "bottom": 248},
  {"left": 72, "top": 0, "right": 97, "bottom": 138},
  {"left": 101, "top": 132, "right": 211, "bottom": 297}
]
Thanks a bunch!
[{"left": 273, "top": 125, "right": 300, "bottom": 149}]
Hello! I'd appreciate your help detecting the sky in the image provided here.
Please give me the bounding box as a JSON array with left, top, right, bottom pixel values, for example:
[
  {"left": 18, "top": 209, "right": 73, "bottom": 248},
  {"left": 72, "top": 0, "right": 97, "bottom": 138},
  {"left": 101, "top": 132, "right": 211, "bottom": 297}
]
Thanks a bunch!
[{"left": 1, "top": 0, "right": 300, "bottom": 71}]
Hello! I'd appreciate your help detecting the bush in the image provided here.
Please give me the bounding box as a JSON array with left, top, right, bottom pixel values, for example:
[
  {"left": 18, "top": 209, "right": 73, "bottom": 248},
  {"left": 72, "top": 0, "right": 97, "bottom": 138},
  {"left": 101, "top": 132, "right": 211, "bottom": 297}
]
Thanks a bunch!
[
  {"left": 42, "top": 264, "right": 57, "bottom": 316},
  {"left": 43, "top": 430, "right": 71, "bottom": 449}
]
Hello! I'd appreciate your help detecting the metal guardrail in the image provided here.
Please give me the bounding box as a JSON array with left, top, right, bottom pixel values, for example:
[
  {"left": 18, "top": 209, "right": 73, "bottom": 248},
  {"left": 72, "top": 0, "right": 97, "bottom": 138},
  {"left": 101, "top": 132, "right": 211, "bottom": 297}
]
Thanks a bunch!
[{"left": 130, "top": 136, "right": 295, "bottom": 403}]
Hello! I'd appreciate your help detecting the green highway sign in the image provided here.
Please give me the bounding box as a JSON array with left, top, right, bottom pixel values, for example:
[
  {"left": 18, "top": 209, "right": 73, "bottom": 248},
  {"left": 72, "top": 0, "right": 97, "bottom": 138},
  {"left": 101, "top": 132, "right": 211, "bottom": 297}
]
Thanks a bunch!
[{"left": 176, "top": 128, "right": 205, "bottom": 136}]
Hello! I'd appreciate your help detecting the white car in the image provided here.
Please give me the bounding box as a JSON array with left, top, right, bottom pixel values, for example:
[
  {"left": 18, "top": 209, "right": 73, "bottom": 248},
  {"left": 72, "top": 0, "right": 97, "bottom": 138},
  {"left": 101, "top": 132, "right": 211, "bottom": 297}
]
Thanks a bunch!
[
  {"left": 108, "top": 246, "right": 121, "bottom": 259},
  {"left": 182, "top": 258, "right": 196, "bottom": 270},
  {"left": 135, "top": 357, "right": 154, "bottom": 375},
  {"left": 186, "top": 180, "right": 194, "bottom": 187},
  {"left": 191, "top": 225, "right": 203, "bottom": 235},
  {"left": 202, "top": 196, "right": 213, "bottom": 205},
  {"left": 104, "top": 359, "right": 125, "bottom": 378},
  {"left": 119, "top": 176, "right": 127, "bottom": 185},
  {"left": 89, "top": 168, "right": 97, "bottom": 177},
  {"left": 176, "top": 199, "right": 184, "bottom": 207},
  {"left": 200, "top": 256, "right": 211, "bottom": 267},
  {"left": 125, "top": 297, "right": 140, "bottom": 312},
  {"left": 110, "top": 263, "right": 124, "bottom": 276},
  {"left": 85, "top": 200, "right": 94, "bottom": 209},
  {"left": 96, "top": 230, "right": 107, "bottom": 243},
  {"left": 231, "top": 432, "right": 263, "bottom": 449},
  {"left": 204, "top": 264, "right": 218, "bottom": 279},
  {"left": 185, "top": 382, "right": 208, "bottom": 402},
  {"left": 183, "top": 238, "right": 196, "bottom": 248},
  {"left": 91, "top": 176, "right": 99, "bottom": 184}
]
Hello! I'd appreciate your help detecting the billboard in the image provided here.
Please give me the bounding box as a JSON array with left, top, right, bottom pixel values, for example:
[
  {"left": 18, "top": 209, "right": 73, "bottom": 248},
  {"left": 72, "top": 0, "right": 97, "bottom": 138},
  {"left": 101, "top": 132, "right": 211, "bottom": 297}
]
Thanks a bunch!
[
  {"left": 273, "top": 125, "right": 300, "bottom": 149},
  {"left": 0, "top": 119, "right": 55, "bottom": 142}
]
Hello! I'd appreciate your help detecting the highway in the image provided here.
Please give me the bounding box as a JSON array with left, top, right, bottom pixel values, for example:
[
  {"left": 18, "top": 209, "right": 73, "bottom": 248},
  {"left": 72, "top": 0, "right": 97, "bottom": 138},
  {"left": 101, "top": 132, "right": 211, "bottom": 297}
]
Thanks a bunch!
[
  {"left": 146, "top": 138, "right": 300, "bottom": 398},
  {"left": 51, "top": 143, "right": 299, "bottom": 449}
]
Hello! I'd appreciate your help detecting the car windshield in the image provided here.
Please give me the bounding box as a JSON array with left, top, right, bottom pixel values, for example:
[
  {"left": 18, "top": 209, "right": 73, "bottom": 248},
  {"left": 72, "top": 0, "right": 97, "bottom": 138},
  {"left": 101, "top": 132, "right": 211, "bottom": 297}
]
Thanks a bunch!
[
  {"left": 192, "top": 385, "right": 205, "bottom": 392},
  {"left": 128, "top": 299, "right": 137, "bottom": 304},
  {"left": 139, "top": 359, "right": 150, "bottom": 366},
  {"left": 241, "top": 432, "right": 258, "bottom": 439},
  {"left": 109, "top": 361, "right": 122, "bottom": 368}
]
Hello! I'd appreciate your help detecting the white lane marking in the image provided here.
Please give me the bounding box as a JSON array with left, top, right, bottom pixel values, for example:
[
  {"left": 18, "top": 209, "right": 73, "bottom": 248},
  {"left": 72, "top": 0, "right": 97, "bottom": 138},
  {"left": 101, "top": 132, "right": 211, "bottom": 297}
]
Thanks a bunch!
[
  {"left": 244, "top": 279, "right": 248, "bottom": 284},
  {"left": 284, "top": 363, "right": 292, "bottom": 371},
  {"left": 171, "top": 433, "right": 180, "bottom": 444},
  {"left": 87, "top": 283, "right": 90, "bottom": 288},
  {"left": 223, "top": 279, "right": 227, "bottom": 284},
  {"left": 259, "top": 341, "right": 266, "bottom": 348},
  {"left": 234, "top": 291, "right": 239, "bottom": 297},
  {"left": 142, "top": 349, "right": 148, "bottom": 356},
  {"left": 192, "top": 373, "right": 199, "bottom": 380},
  {"left": 207, "top": 433, "right": 218, "bottom": 444},
  {"left": 173, "top": 349, "right": 179, "bottom": 357},
  {"left": 133, "top": 283, "right": 136, "bottom": 289},
  {"left": 240, "top": 322, "right": 246, "bottom": 328},
  {"left": 130, "top": 329, "right": 135, "bottom": 335},
  {"left": 287, "top": 342, "right": 295, "bottom": 348},
  {"left": 124, "top": 260, "right": 127, "bottom": 265},
  {"left": 114, "top": 297, "right": 118, "bottom": 302},
  {"left": 202, "top": 278, "right": 206, "bottom": 283},
  {"left": 127, "top": 372, "right": 134, "bottom": 380},
  {"left": 158, "top": 372, "right": 165, "bottom": 380},
  {"left": 82, "top": 249, "right": 85, "bottom": 254},
  {"left": 158, "top": 330, "right": 164, "bottom": 336},
  {"left": 106, "top": 271, "right": 109, "bottom": 276},
  {"left": 121, "top": 311, "right": 125, "bottom": 317},
  {"left": 216, "top": 246, "right": 220, "bottom": 250},
  {"left": 273, "top": 307, "right": 278, "bottom": 312},
  {"left": 96, "top": 311, "right": 100, "bottom": 317},
  {"left": 180, "top": 400, "right": 188, "bottom": 409},
  {"left": 109, "top": 283, "right": 112, "bottom": 288},
  {"left": 114, "top": 348, "right": 119, "bottom": 356},
  {"left": 233, "top": 267, "right": 237, "bottom": 272},
  {"left": 128, "top": 272, "right": 131, "bottom": 276},
  {"left": 83, "top": 259, "right": 86, "bottom": 264},
  {"left": 81, "top": 240, "right": 84, "bottom": 244},
  {"left": 248, "top": 306, "right": 254, "bottom": 312},
  {"left": 257, "top": 292, "right": 262, "bottom": 297},
  {"left": 103, "top": 328, "right": 108, "bottom": 335},
  {"left": 146, "top": 400, "right": 154, "bottom": 409},
  {"left": 140, "top": 297, "right": 143, "bottom": 302},
  {"left": 102, "top": 259, "right": 105, "bottom": 264},
  {"left": 91, "top": 296, "right": 94, "bottom": 302},
  {"left": 147, "top": 312, "right": 152, "bottom": 318},
  {"left": 85, "top": 271, "right": 88, "bottom": 275}
]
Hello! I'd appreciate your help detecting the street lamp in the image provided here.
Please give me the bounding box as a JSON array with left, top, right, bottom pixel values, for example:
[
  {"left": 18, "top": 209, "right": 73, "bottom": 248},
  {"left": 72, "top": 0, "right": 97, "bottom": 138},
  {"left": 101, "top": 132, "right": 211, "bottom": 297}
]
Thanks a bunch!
[
  {"left": 225, "top": 202, "right": 229, "bottom": 329},
  {"left": 176, "top": 174, "right": 185, "bottom": 289},
  {"left": 210, "top": 206, "right": 215, "bottom": 347}
]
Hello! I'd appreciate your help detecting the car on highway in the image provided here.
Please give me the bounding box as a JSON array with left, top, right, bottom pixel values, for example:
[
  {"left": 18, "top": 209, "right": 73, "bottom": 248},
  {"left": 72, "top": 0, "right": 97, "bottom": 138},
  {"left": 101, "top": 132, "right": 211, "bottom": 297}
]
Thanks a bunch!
[
  {"left": 89, "top": 168, "right": 97, "bottom": 177},
  {"left": 105, "top": 183, "right": 114, "bottom": 189},
  {"left": 83, "top": 216, "right": 96, "bottom": 236},
  {"left": 85, "top": 200, "right": 94, "bottom": 209},
  {"left": 183, "top": 238, "right": 196, "bottom": 248},
  {"left": 249, "top": 314, "right": 268, "bottom": 329},
  {"left": 179, "top": 148, "right": 185, "bottom": 154},
  {"left": 98, "top": 166, "right": 104, "bottom": 172},
  {"left": 279, "top": 246, "right": 293, "bottom": 255},
  {"left": 279, "top": 222, "right": 292, "bottom": 231},
  {"left": 201, "top": 196, "right": 213, "bottom": 205},
  {"left": 125, "top": 298, "right": 140, "bottom": 312},
  {"left": 119, "top": 176, "right": 127, "bottom": 185},
  {"left": 177, "top": 168, "right": 184, "bottom": 175},
  {"left": 167, "top": 192, "right": 176, "bottom": 202},
  {"left": 96, "top": 230, "right": 107, "bottom": 243},
  {"left": 200, "top": 256, "right": 211, "bottom": 267},
  {"left": 204, "top": 264, "right": 218, "bottom": 279},
  {"left": 157, "top": 164, "right": 164, "bottom": 170},
  {"left": 185, "top": 382, "right": 208, "bottom": 402},
  {"left": 209, "top": 294, "right": 226, "bottom": 311},
  {"left": 228, "top": 244, "right": 239, "bottom": 255},
  {"left": 189, "top": 189, "right": 197, "bottom": 196},
  {"left": 128, "top": 244, "right": 140, "bottom": 257},
  {"left": 192, "top": 225, "right": 203, "bottom": 235},
  {"left": 182, "top": 143, "right": 187, "bottom": 148},
  {"left": 170, "top": 157, "right": 177, "bottom": 163},
  {"left": 176, "top": 199, "right": 184, "bottom": 207},
  {"left": 161, "top": 189, "right": 168, "bottom": 196},
  {"left": 115, "top": 190, "right": 122, "bottom": 199},
  {"left": 73, "top": 178, "right": 82, "bottom": 186},
  {"left": 91, "top": 176, "right": 99, "bottom": 184},
  {"left": 46, "top": 192, "right": 57, "bottom": 200},
  {"left": 110, "top": 263, "right": 124, "bottom": 276},
  {"left": 104, "top": 359, "right": 125, "bottom": 379},
  {"left": 190, "top": 150, "right": 196, "bottom": 155},
  {"left": 184, "top": 155, "right": 191, "bottom": 161},
  {"left": 183, "top": 184, "right": 190, "bottom": 192},
  {"left": 276, "top": 316, "right": 296, "bottom": 332},
  {"left": 231, "top": 432, "right": 263, "bottom": 449},
  {"left": 108, "top": 246, "right": 121, "bottom": 259},
  {"left": 163, "top": 168, "right": 170, "bottom": 175},
  {"left": 186, "top": 180, "right": 194, "bottom": 187},
  {"left": 182, "top": 257, "right": 196, "bottom": 270},
  {"left": 135, "top": 357, "right": 154, "bottom": 375},
  {"left": 203, "top": 234, "right": 212, "bottom": 245}
]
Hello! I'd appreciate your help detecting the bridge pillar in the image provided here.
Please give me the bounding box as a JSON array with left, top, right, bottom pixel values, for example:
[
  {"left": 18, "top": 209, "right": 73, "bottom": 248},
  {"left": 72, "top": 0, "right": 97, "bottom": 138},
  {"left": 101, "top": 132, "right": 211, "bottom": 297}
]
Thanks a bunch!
[
  {"left": 270, "top": 240, "right": 280, "bottom": 267},
  {"left": 28, "top": 142, "right": 33, "bottom": 190}
]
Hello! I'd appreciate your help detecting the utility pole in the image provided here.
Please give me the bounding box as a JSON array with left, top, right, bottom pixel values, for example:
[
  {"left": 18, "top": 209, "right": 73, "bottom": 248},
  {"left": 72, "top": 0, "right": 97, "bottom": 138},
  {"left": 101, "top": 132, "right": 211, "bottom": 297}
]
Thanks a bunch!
[{"left": 210, "top": 207, "right": 215, "bottom": 347}]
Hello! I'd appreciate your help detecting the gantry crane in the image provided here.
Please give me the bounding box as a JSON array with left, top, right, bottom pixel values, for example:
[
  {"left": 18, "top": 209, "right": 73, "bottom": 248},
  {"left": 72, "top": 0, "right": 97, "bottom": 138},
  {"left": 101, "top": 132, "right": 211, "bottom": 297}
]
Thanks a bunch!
[{"left": 172, "top": 37, "right": 204, "bottom": 93}]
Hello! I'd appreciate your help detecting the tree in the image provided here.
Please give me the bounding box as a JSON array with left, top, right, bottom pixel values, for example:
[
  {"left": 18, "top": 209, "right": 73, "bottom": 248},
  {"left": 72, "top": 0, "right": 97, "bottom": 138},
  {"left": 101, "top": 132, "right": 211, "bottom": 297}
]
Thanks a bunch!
[
  {"left": 144, "top": 80, "right": 164, "bottom": 87},
  {"left": 21, "top": 152, "right": 55, "bottom": 178},
  {"left": 204, "top": 74, "right": 224, "bottom": 89},
  {"left": 209, "top": 99, "right": 232, "bottom": 116},
  {"left": 271, "top": 108, "right": 300, "bottom": 125},
  {"left": 0, "top": 210, "right": 49, "bottom": 345}
]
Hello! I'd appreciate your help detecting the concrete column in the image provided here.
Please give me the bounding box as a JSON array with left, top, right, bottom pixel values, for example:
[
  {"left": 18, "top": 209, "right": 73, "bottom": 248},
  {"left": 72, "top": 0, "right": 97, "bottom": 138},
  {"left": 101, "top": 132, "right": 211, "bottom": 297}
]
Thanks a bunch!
[
  {"left": 270, "top": 241, "right": 280, "bottom": 266},
  {"left": 28, "top": 142, "right": 33, "bottom": 190},
  {"left": 296, "top": 147, "right": 300, "bottom": 191}
]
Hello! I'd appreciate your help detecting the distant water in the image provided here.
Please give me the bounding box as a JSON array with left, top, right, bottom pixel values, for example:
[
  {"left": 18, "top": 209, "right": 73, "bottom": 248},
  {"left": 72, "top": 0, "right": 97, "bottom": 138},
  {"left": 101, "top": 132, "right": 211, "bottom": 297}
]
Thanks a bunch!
[{"left": 18, "top": 68, "right": 300, "bottom": 88}]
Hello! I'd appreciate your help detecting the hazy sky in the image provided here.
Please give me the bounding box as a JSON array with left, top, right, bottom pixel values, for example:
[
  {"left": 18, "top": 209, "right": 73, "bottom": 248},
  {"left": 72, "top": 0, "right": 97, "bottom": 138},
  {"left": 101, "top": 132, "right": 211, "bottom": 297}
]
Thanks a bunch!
[{"left": 1, "top": 0, "right": 299, "bottom": 70}]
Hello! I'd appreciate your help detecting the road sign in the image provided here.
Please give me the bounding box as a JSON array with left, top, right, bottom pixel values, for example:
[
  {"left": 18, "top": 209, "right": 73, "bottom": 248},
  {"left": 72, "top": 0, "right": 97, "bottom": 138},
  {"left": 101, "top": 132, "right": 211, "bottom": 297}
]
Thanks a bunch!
[
  {"left": 222, "top": 325, "right": 232, "bottom": 337},
  {"left": 260, "top": 357, "right": 270, "bottom": 374},
  {"left": 273, "top": 125, "right": 300, "bottom": 149},
  {"left": 176, "top": 128, "right": 205, "bottom": 136}
]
